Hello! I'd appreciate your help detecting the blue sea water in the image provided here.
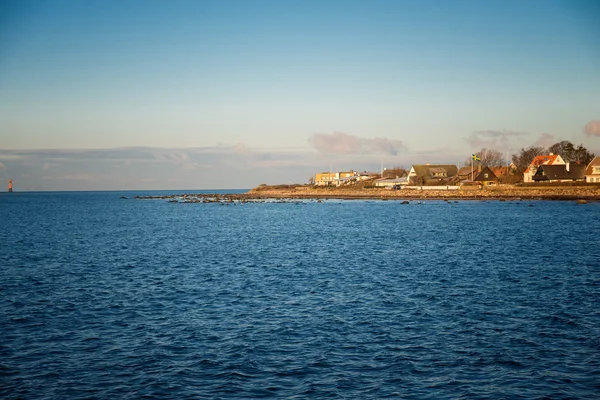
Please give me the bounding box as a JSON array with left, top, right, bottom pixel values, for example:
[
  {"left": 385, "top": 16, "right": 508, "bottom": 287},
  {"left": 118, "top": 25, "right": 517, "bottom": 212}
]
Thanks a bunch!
[{"left": 1, "top": 191, "right": 599, "bottom": 399}]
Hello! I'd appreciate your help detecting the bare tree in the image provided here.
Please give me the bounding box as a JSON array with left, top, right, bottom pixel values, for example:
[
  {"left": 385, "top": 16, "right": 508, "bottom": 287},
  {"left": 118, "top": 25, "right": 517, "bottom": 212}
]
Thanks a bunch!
[
  {"left": 511, "top": 146, "right": 546, "bottom": 172},
  {"left": 465, "top": 148, "right": 506, "bottom": 167},
  {"left": 382, "top": 166, "right": 406, "bottom": 179}
]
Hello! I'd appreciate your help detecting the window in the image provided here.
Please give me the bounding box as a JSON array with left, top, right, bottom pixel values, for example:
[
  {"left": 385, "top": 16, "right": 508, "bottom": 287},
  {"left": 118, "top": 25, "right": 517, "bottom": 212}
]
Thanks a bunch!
[{"left": 484, "top": 173, "right": 488, "bottom": 178}]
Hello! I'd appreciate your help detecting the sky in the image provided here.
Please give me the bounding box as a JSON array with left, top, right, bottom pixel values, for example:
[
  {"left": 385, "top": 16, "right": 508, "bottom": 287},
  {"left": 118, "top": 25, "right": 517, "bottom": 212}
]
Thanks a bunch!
[{"left": 1, "top": 0, "right": 599, "bottom": 190}]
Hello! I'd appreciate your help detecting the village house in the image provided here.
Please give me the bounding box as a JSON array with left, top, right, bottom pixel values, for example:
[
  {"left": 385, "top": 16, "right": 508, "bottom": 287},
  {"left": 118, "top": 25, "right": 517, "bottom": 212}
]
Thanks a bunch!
[
  {"left": 584, "top": 157, "right": 600, "bottom": 183},
  {"left": 374, "top": 177, "right": 409, "bottom": 188},
  {"left": 524, "top": 154, "right": 565, "bottom": 183},
  {"left": 490, "top": 163, "right": 521, "bottom": 183},
  {"left": 314, "top": 172, "right": 337, "bottom": 186},
  {"left": 314, "top": 170, "right": 378, "bottom": 186},
  {"left": 315, "top": 171, "right": 357, "bottom": 186},
  {"left": 454, "top": 166, "right": 477, "bottom": 183},
  {"left": 532, "top": 163, "right": 586, "bottom": 183},
  {"left": 453, "top": 165, "right": 498, "bottom": 185},
  {"left": 407, "top": 164, "right": 458, "bottom": 185},
  {"left": 473, "top": 166, "right": 498, "bottom": 185}
]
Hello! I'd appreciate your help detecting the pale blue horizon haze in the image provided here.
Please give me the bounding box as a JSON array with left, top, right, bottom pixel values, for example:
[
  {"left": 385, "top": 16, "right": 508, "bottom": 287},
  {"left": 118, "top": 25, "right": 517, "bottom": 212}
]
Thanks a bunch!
[{"left": 1, "top": 0, "right": 599, "bottom": 190}]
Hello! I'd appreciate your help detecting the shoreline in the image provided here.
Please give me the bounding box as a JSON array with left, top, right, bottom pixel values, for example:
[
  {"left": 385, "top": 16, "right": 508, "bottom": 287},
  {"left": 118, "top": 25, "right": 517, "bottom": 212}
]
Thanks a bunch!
[{"left": 133, "top": 185, "right": 600, "bottom": 202}]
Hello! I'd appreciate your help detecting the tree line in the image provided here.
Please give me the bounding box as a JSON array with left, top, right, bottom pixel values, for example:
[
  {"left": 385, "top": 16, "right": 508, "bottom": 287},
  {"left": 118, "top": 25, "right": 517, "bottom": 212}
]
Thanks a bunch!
[{"left": 469, "top": 140, "right": 595, "bottom": 172}]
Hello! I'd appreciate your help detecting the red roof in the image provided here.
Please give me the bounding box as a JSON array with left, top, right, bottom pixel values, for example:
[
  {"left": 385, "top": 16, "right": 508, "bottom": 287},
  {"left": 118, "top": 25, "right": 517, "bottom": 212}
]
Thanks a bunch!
[
  {"left": 490, "top": 166, "right": 507, "bottom": 176},
  {"left": 524, "top": 154, "right": 561, "bottom": 173}
]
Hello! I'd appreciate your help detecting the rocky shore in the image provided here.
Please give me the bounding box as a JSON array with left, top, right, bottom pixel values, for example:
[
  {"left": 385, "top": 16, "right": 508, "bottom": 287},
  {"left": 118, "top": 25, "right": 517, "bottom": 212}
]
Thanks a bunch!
[
  {"left": 247, "top": 185, "right": 600, "bottom": 201},
  {"left": 132, "top": 184, "right": 600, "bottom": 203}
]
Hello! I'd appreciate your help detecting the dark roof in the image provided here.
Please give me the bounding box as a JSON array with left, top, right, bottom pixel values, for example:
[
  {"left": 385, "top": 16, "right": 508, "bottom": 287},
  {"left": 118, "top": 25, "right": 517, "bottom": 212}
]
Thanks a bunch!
[
  {"left": 457, "top": 166, "right": 472, "bottom": 175},
  {"left": 411, "top": 164, "right": 458, "bottom": 178},
  {"left": 474, "top": 166, "right": 498, "bottom": 182},
  {"left": 533, "top": 164, "right": 586, "bottom": 181}
]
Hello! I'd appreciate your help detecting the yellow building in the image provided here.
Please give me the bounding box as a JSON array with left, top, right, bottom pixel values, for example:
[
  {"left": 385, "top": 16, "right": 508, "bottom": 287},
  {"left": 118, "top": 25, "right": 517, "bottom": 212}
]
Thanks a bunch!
[{"left": 314, "top": 171, "right": 356, "bottom": 186}]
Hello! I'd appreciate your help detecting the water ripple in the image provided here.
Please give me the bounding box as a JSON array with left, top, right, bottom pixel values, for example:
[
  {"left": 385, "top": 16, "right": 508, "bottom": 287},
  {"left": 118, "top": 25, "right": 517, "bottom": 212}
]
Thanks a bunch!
[{"left": 1, "top": 194, "right": 599, "bottom": 398}]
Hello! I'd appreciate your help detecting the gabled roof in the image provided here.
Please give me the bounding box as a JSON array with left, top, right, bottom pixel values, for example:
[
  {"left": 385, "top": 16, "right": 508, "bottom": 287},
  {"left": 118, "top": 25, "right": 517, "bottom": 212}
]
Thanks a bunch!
[
  {"left": 524, "top": 154, "right": 563, "bottom": 173},
  {"left": 456, "top": 166, "right": 475, "bottom": 177},
  {"left": 585, "top": 156, "right": 600, "bottom": 175},
  {"left": 533, "top": 164, "right": 586, "bottom": 181},
  {"left": 473, "top": 166, "right": 498, "bottom": 182},
  {"left": 410, "top": 164, "right": 458, "bottom": 178},
  {"left": 490, "top": 166, "right": 507, "bottom": 177}
]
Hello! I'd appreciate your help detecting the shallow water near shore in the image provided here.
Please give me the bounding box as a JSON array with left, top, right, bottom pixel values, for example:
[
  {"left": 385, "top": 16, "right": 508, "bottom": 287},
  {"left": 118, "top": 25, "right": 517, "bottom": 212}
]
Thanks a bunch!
[{"left": 1, "top": 191, "right": 599, "bottom": 399}]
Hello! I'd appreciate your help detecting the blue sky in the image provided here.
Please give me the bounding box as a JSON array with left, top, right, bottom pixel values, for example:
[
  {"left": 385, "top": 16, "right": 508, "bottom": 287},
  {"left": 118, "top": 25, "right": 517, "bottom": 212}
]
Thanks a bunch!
[{"left": 1, "top": 0, "right": 599, "bottom": 190}]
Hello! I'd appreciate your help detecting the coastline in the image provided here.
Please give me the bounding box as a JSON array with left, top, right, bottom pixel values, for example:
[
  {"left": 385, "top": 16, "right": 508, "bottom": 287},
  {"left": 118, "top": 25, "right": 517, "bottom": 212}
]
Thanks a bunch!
[
  {"left": 246, "top": 185, "right": 600, "bottom": 201},
  {"left": 133, "top": 184, "right": 600, "bottom": 202}
]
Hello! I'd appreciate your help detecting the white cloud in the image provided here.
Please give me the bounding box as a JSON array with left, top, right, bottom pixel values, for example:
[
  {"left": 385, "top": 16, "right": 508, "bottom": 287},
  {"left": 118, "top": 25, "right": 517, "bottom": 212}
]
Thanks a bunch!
[
  {"left": 0, "top": 146, "right": 321, "bottom": 190},
  {"left": 532, "top": 133, "right": 556, "bottom": 148},
  {"left": 308, "top": 132, "right": 406, "bottom": 156},
  {"left": 584, "top": 120, "right": 600, "bottom": 137},
  {"left": 464, "top": 129, "right": 527, "bottom": 150}
]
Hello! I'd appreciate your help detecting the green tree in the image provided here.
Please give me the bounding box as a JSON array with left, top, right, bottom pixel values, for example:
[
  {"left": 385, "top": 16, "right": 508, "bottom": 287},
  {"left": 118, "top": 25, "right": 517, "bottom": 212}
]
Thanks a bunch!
[{"left": 548, "top": 140, "right": 594, "bottom": 164}]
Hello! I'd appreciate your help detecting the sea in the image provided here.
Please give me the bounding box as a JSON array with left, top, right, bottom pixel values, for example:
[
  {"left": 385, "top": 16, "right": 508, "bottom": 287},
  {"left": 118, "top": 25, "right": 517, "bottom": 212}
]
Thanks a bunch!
[{"left": 1, "top": 191, "right": 599, "bottom": 399}]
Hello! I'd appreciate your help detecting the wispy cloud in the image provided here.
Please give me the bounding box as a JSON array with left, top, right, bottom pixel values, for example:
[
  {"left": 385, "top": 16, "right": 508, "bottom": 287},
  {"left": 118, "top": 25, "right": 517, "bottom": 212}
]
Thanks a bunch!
[
  {"left": 584, "top": 120, "right": 600, "bottom": 137},
  {"left": 532, "top": 133, "right": 556, "bottom": 148},
  {"left": 464, "top": 129, "right": 527, "bottom": 150},
  {"left": 308, "top": 132, "right": 406, "bottom": 156},
  {"left": 0, "top": 146, "right": 325, "bottom": 190}
]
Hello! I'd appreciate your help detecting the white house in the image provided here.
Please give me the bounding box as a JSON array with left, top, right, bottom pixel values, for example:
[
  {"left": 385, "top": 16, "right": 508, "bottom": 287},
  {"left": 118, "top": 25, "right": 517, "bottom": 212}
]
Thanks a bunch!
[
  {"left": 585, "top": 157, "right": 600, "bottom": 183},
  {"left": 523, "top": 154, "right": 565, "bottom": 183}
]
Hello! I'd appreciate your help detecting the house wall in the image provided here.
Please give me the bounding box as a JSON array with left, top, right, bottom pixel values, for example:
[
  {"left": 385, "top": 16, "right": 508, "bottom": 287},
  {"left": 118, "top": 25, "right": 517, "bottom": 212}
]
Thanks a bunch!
[
  {"left": 403, "top": 185, "right": 460, "bottom": 191},
  {"left": 315, "top": 172, "right": 338, "bottom": 186},
  {"left": 586, "top": 175, "right": 600, "bottom": 183}
]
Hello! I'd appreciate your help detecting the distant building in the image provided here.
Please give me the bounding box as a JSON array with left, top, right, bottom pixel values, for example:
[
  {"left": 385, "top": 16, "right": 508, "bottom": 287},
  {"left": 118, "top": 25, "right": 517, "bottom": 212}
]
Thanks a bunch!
[
  {"left": 455, "top": 166, "right": 478, "bottom": 183},
  {"left": 584, "top": 157, "right": 600, "bottom": 183},
  {"left": 490, "top": 163, "right": 520, "bottom": 183},
  {"left": 8, "top": 179, "right": 12, "bottom": 192},
  {"left": 473, "top": 166, "right": 498, "bottom": 185},
  {"left": 314, "top": 170, "right": 356, "bottom": 186},
  {"left": 407, "top": 164, "right": 458, "bottom": 185},
  {"left": 532, "top": 163, "right": 586, "bottom": 183},
  {"left": 524, "top": 154, "right": 565, "bottom": 183},
  {"left": 374, "top": 177, "right": 409, "bottom": 188}
]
